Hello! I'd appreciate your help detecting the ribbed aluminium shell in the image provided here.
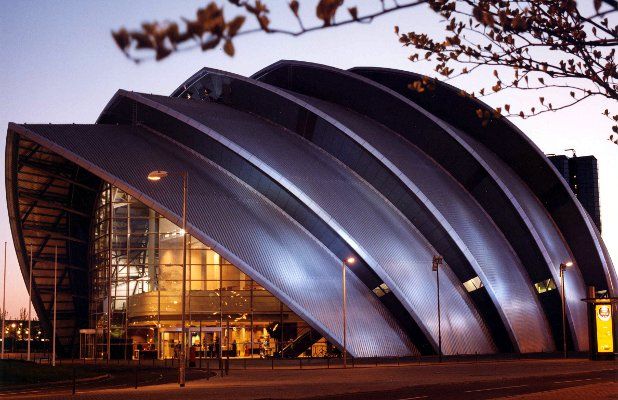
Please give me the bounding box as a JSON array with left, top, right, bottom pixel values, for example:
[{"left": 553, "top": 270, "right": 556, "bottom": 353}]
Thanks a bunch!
[
  {"left": 120, "top": 91, "right": 495, "bottom": 355},
  {"left": 7, "top": 123, "right": 414, "bottom": 357},
  {"left": 6, "top": 60, "right": 615, "bottom": 356}
]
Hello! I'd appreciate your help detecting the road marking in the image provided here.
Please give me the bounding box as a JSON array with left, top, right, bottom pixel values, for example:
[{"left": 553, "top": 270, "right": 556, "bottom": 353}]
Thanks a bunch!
[
  {"left": 465, "top": 384, "right": 527, "bottom": 393},
  {"left": 554, "top": 377, "right": 601, "bottom": 384},
  {"left": 398, "top": 396, "right": 429, "bottom": 400},
  {"left": 0, "top": 390, "right": 41, "bottom": 395}
]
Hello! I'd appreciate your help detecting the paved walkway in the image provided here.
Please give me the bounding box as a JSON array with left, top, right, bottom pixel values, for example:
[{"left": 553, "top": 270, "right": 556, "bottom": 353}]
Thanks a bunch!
[
  {"left": 2, "top": 358, "right": 616, "bottom": 399},
  {"left": 495, "top": 382, "right": 617, "bottom": 400}
]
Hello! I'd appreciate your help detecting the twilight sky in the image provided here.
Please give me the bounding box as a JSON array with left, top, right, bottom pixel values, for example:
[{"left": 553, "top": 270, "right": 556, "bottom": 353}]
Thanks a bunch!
[{"left": 0, "top": 1, "right": 616, "bottom": 317}]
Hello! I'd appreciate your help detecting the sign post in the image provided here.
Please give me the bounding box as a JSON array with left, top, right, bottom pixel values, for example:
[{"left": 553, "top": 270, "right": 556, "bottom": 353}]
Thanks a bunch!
[
  {"left": 581, "top": 287, "right": 616, "bottom": 361},
  {"left": 594, "top": 302, "right": 614, "bottom": 354}
]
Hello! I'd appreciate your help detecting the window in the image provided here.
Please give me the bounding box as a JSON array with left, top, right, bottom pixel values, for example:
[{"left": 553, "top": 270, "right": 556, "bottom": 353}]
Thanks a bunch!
[
  {"left": 463, "top": 276, "right": 484, "bottom": 292},
  {"left": 534, "top": 278, "right": 557, "bottom": 294},
  {"left": 89, "top": 183, "right": 315, "bottom": 359},
  {"left": 372, "top": 283, "right": 391, "bottom": 298}
]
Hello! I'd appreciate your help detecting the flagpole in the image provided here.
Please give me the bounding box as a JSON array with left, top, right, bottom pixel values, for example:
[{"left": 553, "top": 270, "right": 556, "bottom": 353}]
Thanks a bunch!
[
  {"left": 52, "top": 245, "right": 57, "bottom": 367},
  {"left": 1, "top": 242, "right": 6, "bottom": 360},
  {"left": 27, "top": 244, "right": 33, "bottom": 361}
]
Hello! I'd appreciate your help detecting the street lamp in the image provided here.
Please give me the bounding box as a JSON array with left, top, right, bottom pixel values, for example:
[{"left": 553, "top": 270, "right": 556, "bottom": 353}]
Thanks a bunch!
[
  {"left": 559, "top": 261, "right": 573, "bottom": 359},
  {"left": 1, "top": 242, "right": 6, "bottom": 360},
  {"left": 342, "top": 256, "right": 355, "bottom": 368},
  {"left": 432, "top": 255, "right": 443, "bottom": 362},
  {"left": 148, "top": 170, "right": 188, "bottom": 387}
]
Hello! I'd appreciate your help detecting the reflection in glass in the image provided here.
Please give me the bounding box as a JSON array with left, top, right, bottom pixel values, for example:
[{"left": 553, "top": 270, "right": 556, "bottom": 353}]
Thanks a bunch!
[{"left": 89, "top": 184, "right": 323, "bottom": 360}]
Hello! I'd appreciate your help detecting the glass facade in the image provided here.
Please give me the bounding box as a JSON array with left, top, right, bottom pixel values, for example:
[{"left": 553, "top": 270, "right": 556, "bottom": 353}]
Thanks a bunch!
[{"left": 89, "top": 183, "right": 323, "bottom": 359}]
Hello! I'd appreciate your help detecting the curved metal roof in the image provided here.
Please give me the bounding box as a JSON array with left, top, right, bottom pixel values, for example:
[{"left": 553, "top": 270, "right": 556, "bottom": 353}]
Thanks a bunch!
[
  {"left": 100, "top": 89, "right": 434, "bottom": 352},
  {"left": 289, "top": 93, "right": 551, "bottom": 353},
  {"left": 452, "top": 128, "right": 589, "bottom": 351},
  {"left": 7, "top": 123, "right": 415, "bottom": 357},
  {"left": 170, "top": 69, "right": 506, "bottom": 352},
  {"left": 126, "top": 91, "right": 495, "bottom": 355},
  {"left": 252, "top": 60, "right": 555, "bottom": 352},
  {"left": 6, "top": 59, "right": 615, "bottom": 356},
  {"left": 350, "top": 67, "right": 617, "bottom": 296}
]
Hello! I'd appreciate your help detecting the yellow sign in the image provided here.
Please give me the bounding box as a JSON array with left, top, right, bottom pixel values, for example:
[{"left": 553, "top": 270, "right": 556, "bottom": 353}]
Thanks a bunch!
[{"left": 595, "top": 304, "right": 613, "bottom": 353}]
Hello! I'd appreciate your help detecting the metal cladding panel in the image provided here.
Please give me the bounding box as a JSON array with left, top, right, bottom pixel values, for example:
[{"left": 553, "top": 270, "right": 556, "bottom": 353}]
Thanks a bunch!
[
  {"left": 8, "top": 123, "right": 415, "bottom": 357},
  {"left": 254, "top": 61, "right": 557, "bottom": 352},
  {"left": 291, "top": 94, "right": 551, "bottom": 353},
  {"left": 136, "top": 95, "right": 494, "bottom": 355},
  {"left": 350, "top": 67, "right": 616, "bottom": 295},
  {"left": 453, "top": 128, "right": 589, "bottom": 351}
]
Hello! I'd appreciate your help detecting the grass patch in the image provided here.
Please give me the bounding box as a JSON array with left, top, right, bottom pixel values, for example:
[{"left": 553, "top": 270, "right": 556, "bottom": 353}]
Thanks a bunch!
[{"left": 0, "top": 359, "right": 101, "bottom": 386}]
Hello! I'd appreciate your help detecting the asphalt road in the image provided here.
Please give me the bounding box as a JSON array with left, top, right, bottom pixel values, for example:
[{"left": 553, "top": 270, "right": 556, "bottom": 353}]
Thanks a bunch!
[
  {"left": 290, "top": 368, "right": 617, "bottom": 400},
  {"left": 0, "top": 359, "right": 615, "bottom": 399},
  {"left": 0, "top": 367, "right": 214, "bottom": 398}
]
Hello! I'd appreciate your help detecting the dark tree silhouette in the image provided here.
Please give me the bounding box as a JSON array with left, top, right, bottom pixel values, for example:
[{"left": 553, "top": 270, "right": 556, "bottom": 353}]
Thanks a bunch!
[{"left": 112, "top": 0, "right": 617, "bottom": 141}]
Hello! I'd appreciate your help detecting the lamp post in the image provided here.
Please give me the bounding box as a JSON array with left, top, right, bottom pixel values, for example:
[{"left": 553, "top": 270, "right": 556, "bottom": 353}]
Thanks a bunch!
[
  {"left": 559, "top": 261, "right": 573, "bottom": 359},
  {"left": 52, "top": 245, "right": 57, "bottom": 367},
  {"left": 432, "top": 255, "right": 443, "bottom": 362},
  {"left": 342, "top": 256, "right": 355, "bottom": 368},
  {"left": 148, "top": 170, "right": 188, "bottom": 387},
  {"left": 27, "top": 244, "right": 33, "bottom": 361},
  {"left": 1, "top": 242, "right": 6, "bottom": 360}
]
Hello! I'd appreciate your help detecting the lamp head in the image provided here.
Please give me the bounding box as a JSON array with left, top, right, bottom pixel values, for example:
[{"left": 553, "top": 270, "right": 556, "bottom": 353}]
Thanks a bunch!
[
  {"left": 560, "top": 261, "right": 573, "bottom": 274},
  {"left": 345, "top": 257, "right": 356, "bottom": 265},
  {"left": 148, "top": 170, "right": 169, "bottom": 181}
]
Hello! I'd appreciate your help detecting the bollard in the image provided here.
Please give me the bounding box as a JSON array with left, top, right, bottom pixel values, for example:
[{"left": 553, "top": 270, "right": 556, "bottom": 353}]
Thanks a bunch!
[
  {"left": 72, "top": 366, "right": 76, "bottom": 395},
  {"left": 271, "top": 357, "right": 274, "bottom": 370},
  {"left": 352, "top": 357, "right": 355, "bottom": 368},
  {"left": 397, "top": 356, "right": 400, "bottom": 366},
  {"left": 327, "top": 357, "right": 330, "bottom": 369},
  {"left": 207, "top": 359, "right": 210, "bottom": 380},
  {"left": 225, "top": 358, "right": 229, "bottom": 376},
  {"left": 299, "top": 358, "right": 302, "bottom": 370},
  {"left": 134, "top": 364, "right": 138, "bottom": 389}
]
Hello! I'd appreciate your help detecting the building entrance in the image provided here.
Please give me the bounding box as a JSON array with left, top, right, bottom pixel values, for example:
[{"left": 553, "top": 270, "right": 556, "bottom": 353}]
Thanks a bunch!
[{"left": 89, "top": 184, "right": 322, "bottom": 361}]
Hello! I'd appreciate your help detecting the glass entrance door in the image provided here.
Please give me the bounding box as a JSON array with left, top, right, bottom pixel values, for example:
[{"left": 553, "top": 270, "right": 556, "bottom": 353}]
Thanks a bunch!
[{"left": 160, "top": 330, "right": 182, "bottom": 359}]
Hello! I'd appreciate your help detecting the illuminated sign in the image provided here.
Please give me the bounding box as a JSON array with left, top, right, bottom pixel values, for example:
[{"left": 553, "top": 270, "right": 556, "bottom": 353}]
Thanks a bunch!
[{"left": 595, "top": 304, "right": 614, "bottom": 353}]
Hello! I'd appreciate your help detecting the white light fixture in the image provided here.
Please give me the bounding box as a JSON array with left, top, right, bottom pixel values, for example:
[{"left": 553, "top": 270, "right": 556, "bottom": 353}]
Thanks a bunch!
[{"left": 147, "top": 170, "right": 169, "bottom": 181}]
